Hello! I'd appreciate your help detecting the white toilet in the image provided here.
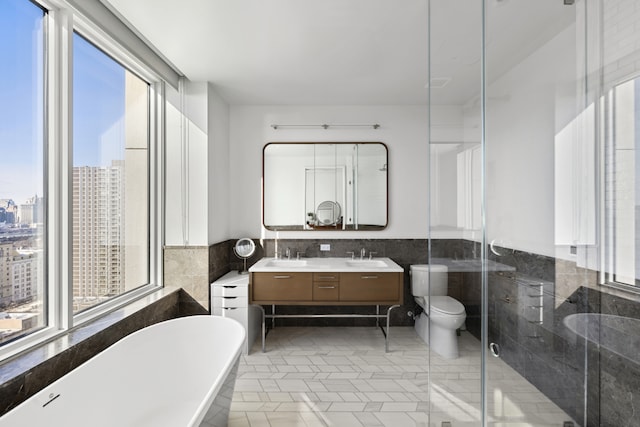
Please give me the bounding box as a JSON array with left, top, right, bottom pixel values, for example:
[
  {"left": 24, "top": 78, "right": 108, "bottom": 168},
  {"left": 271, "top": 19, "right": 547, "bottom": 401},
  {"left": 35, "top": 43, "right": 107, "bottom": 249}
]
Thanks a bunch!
[{"left": 411, "top": 264, "right": 466, "bottom": 359}]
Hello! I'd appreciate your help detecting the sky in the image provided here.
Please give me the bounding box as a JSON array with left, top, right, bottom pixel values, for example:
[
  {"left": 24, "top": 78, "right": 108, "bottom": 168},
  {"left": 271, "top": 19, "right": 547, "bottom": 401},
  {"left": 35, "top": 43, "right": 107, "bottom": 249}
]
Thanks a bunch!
[{"left": 0, "top": 0, "right": 125, "bottom": 205}]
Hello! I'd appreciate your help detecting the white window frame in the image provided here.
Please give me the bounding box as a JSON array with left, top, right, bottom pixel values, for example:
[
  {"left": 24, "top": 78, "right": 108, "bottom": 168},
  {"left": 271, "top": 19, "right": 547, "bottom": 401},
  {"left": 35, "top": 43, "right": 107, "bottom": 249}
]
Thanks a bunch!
[
  {"left": 0, "top": 0, "right": 165, "bottom": 362},
  {"left": 601, "top": 73, "right": 640, "bottom": 295}
]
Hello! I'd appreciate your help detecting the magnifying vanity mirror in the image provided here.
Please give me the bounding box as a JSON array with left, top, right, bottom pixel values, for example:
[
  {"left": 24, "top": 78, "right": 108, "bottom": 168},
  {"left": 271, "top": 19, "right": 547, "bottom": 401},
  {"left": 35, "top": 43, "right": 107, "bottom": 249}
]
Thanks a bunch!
[
  {"left": 314, "top": 200, "right": 341, "bottom": 226},
  {"left": 234, "top": 238, "right": 256, "bottom": 274},
  {"left": 263, "top": 142, "right": 388, "bottom": 231}
]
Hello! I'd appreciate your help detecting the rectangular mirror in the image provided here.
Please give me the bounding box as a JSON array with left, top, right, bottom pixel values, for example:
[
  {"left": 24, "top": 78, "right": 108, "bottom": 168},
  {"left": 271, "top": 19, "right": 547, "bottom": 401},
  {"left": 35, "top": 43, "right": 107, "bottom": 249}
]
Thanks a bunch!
[{"left": 263, "top": 142, "right": 388, "bottom": 231}]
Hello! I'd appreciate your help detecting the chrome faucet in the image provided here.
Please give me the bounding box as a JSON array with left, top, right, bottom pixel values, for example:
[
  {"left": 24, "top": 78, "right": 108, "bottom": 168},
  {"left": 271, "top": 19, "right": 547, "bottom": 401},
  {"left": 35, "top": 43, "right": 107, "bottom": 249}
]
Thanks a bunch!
[
  {"left": 285, "top": 248, "right": 291, "bottom": 260},
  {"left": 369, "top": 251, "right": 377, "bottom": 260},
  {"left": 360, "top": 248, "right": 366, "bottom": 260},
  {"left": 346, "top": 251, "right": 355, "bottom": 260},
  {"left": 296, "top": 251, "right": 305, "bottom": 260}
]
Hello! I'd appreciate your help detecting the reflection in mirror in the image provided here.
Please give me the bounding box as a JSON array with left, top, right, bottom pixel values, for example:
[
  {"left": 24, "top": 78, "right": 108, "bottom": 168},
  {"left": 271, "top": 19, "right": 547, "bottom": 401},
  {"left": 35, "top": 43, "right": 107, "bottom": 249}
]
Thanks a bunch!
[
  {"left": 263, "top": 142, "right": 388, "bottom": 231},
  {"left": 314, "top": 200, "right": 342, "bottom": 226}
]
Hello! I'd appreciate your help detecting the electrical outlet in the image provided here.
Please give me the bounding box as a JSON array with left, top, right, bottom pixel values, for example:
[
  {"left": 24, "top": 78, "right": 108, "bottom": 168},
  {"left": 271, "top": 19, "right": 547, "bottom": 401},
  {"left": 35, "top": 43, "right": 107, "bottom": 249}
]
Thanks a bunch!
[{"left": 320, "top": 244, "right": 330, "bottom": 251}]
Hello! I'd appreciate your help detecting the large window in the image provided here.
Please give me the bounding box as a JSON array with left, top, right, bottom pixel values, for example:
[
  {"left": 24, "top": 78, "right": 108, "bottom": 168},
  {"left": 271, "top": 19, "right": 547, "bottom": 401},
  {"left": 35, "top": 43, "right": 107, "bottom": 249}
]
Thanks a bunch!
[
  {"left": 0, "top": 0, "right": 159, "bottom": 355},
  {"left": 72, "top": 33, "right": 150, "bottom": 313},
  {"left": 0, "top": 0, "right": 46, "bottom": 343},
  {"left": 606, "top": 75, "right": 640, "bottom": 290}
]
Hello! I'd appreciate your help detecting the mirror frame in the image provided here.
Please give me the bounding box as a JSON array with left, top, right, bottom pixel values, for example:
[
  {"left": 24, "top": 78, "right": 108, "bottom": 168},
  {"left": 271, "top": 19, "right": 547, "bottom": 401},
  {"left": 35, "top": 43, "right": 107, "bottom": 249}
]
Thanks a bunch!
[{"left": 262, "top": 142, "right": 389, "bottom": 231}]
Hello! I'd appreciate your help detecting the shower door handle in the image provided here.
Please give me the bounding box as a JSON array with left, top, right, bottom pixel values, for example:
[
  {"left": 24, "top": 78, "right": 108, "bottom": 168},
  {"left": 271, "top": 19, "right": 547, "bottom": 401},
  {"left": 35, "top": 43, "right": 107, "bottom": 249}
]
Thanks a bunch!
[{"left": 489, "top": 342, "right": 500, "bottom": 358}]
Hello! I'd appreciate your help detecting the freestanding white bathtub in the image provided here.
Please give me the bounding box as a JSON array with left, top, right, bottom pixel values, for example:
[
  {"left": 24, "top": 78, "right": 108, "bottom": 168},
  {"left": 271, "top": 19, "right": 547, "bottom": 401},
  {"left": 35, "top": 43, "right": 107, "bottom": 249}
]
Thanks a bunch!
[{"left": 0, "top": 315, "right": 245, "bottom": 427}]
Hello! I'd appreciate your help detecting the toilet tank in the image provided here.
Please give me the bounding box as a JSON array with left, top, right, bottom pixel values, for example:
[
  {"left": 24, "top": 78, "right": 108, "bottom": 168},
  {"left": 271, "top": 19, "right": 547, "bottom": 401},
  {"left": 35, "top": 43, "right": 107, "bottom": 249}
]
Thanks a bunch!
[{"left": 410, "top": 264, "right": 448, "bottom": 296}]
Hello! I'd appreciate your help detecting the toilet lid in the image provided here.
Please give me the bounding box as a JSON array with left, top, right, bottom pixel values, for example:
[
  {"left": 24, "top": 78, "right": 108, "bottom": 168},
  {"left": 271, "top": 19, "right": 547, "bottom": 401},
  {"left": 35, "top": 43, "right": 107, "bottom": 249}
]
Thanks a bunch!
[{"left": 430, "top": 296, "right": 465, "bottom": 315}]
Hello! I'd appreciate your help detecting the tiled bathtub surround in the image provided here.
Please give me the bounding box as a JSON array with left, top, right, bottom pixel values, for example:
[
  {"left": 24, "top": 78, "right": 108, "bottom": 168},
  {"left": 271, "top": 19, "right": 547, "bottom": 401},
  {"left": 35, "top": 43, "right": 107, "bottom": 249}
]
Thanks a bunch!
[{"left": 0, "top": 288, "right": 206, "bottom": 417}]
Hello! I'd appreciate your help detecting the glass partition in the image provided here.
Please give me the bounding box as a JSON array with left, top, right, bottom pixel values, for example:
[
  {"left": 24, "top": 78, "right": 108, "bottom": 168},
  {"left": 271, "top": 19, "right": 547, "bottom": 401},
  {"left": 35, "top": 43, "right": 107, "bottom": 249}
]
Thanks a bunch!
[
  {"left": 427, "top": 0, "right": 483, "bottom": 424},
  {"left": 424, "top": 0, "right": 636, "bottom": 425}
]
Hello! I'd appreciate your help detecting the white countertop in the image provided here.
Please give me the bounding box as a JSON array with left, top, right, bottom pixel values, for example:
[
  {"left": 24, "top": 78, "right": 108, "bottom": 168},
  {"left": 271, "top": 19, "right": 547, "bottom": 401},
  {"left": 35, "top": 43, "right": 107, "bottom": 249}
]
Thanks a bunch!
[
  {"left": 248, "top": 257, "right": 404, "bottom": 273},
  {"left": 211, "top": 270, "right": 250, "bottom": 286},
  {"left": 429, "top": 257, "right": 515, "bottom": 273}
]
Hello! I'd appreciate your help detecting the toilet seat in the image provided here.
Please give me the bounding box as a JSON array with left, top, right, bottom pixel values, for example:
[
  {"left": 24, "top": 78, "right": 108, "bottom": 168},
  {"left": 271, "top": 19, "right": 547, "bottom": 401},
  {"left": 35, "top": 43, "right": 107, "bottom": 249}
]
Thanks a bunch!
[
  {"left": 429, "top": 296, "right": 465, "bottom": 315},
  {"left": 414, "top": 296, "right": 465, "bottom": 316}
]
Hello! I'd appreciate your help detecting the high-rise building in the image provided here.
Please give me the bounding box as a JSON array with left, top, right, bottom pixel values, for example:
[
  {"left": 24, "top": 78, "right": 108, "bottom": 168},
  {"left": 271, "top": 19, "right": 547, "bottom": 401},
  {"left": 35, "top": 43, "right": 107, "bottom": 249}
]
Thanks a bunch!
[
  {"left": 0, "top": 238, "right": 41, "bottom": 309},
  {"left": 72, "top": 162, "right": 125, "bottom": 311},
  {"left": 18, "top": 195, "right": 43, "bottom": 226},
  {"left": 0, "top": 242, "right": 11, "bottom": 308},
  {"left": 0, "top": 200, "right": 17, "bottom": 225}
]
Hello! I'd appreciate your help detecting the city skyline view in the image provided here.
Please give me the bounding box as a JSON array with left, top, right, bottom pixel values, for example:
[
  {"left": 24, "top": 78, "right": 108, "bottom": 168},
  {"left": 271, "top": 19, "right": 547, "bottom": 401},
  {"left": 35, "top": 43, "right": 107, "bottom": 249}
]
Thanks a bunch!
[
  {"left": 1, "top": 0, "right": 150, "bottom": 343},
  {"left": 1, "top": 0, "right": 127, "bottom": 204}
]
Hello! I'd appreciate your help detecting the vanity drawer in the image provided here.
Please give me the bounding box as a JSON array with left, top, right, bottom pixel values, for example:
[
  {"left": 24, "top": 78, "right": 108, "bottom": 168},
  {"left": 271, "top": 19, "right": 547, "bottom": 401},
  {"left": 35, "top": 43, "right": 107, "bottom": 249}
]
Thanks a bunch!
[
  {"left": 251, "top": 272, "right": 312, "bottom": 302},
  {"left": 339, "top": 272, "right": 402, "bottom": 303},
  {"left": 212, "top": 285, "right": 248, "bottom": 298},
  {"left": 212, "top": 295, "right": 246, "bottom": 308},
  {"left": 313, "top": 282, "right": 340, "bottom": 301},
  {"left": 313, "top": 272, "right": 340, "bottom": 282}
]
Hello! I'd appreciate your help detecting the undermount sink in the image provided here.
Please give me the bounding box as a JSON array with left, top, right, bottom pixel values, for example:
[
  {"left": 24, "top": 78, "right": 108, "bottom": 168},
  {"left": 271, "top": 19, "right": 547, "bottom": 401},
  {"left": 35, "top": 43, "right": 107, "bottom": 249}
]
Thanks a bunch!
[
  {"left": 249, "top": 257, "right": 403, "bottom": 272},
  {"left": 346, "top": 259, "right": 388, "bottom": 268},
  {"left": 265, "top": 259, "right": 308, "bottom": 268}
]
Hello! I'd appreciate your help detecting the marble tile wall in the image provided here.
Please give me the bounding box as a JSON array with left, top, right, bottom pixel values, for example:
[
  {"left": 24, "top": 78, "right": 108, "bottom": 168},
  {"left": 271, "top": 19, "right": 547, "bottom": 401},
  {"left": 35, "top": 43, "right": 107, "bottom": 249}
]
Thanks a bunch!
[
  {"left": 164, "top": 240, "right": 232, "bottom": 311},
  {"left": 474, "top": 244, "right": 640, "bottom": 427}
]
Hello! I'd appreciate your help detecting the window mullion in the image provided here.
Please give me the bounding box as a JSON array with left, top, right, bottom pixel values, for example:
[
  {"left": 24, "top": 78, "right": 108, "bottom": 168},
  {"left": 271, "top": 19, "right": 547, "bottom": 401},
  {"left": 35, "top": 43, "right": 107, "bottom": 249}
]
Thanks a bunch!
[{"left": 47, "top": 7, "right": 74, "bottom": 331}]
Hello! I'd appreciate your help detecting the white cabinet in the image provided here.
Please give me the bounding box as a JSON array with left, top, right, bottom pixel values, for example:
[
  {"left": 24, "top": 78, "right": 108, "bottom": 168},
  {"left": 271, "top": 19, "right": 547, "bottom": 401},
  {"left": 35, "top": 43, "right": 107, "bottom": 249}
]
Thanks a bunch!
[{"left": 210, "top": 271, "right": 260, "bottom": 354}]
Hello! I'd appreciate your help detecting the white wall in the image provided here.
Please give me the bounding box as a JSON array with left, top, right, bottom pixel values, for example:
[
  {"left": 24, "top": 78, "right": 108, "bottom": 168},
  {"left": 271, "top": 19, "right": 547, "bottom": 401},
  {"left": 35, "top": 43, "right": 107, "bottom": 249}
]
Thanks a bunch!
[
  {"left": 165, "top": 81, "right": 230, "bottom": 246},
  {"left": 208, "top": 85, "right": 230, "bottom": 244},
  {"left": 476, "top": 25, "right": 580, "bottom": 258},
  {"left": 229, "top": 105, "right": 459, "bottom": 239}
]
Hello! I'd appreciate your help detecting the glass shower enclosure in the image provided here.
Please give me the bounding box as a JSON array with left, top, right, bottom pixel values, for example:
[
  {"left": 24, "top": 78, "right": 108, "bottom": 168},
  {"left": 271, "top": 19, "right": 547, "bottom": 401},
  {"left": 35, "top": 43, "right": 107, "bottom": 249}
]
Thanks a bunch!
[{"left": 428, "top": 0, "right": 640, "bottom": 425}]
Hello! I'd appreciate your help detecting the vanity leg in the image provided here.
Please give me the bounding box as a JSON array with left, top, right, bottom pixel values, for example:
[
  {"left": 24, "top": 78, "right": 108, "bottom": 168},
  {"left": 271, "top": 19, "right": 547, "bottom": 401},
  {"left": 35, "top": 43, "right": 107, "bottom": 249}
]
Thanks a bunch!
[
  {"left": 254, "top": 304, "right": 266, "bottom": 353},
  {"left": 376, "top": 305, "right": 380, "bottom": 328},
  {"left": 272, "top": 304, "right": 276, "bottom": 330},
  {"left": 385, "top": 305, "right": 401, "bottom": 353}
]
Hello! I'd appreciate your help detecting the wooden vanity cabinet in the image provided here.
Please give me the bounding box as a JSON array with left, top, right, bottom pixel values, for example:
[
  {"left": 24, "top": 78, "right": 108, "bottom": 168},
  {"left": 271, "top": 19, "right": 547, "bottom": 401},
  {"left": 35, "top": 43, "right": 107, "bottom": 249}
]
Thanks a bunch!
[
  {"left": 339, "top": 272, "right": 402, "bottom": 304},
  {"left": 251, "top": 272, "right": 312, "bottom": 303},
  {"left": 250, "top": 271, "right": 403, "bottom": 305},
  {"left": 312, "top": 272, "right": 340, "bottom": 302}
]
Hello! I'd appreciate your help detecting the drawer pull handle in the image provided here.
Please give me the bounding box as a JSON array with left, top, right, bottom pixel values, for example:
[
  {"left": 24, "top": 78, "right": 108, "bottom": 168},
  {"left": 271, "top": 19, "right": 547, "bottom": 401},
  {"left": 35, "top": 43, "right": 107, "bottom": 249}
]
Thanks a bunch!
[
  {"left": 318, "top": 286, "right": 336, "bottom": 289},
  {"left": 273, "top": 275, "right": 291, "bottom": 279},
  {"left": 361, "top": 275, "right": 379, "bottom": 279},
  {"left": 223, "top": 296, "right": 237, "bottom": 299},
  {"left": 318, "top": 276, "right": 336, "bottom": 280},
  {"left": 223, "top": 307, "right": 237, "bottom": 310},
  {"left": 223, "top": 285, "right": 238, "bottom": 289}
]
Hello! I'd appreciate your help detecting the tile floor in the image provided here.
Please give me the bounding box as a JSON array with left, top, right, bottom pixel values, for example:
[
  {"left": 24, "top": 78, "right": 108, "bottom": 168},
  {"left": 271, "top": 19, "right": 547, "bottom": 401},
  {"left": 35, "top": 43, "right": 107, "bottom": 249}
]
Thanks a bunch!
[{"left": 228, "top": 326, "right": 573, "bottom": 427}]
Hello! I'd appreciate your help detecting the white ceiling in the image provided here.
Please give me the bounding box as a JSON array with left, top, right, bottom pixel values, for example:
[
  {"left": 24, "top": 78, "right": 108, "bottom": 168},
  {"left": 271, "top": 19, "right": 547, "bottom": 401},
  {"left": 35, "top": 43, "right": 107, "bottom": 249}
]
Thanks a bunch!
[{"left": 101, "top": 0, "right": 574, "bottom": 106}]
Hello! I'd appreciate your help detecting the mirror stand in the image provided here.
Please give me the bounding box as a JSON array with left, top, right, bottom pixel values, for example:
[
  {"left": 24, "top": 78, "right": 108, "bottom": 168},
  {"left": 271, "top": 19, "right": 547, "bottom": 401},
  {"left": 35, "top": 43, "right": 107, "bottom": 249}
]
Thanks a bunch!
[{"left": 234, "top": 238, "right": 256, "bottom": 274}]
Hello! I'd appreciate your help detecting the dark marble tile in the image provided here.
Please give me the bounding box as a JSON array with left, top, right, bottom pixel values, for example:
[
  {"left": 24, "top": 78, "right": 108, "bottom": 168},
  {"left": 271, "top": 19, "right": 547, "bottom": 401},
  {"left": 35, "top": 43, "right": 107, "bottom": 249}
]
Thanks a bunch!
[
  {"left": 211, "top": 240, "right": 231, "bottom": 281},
  {"left": 178, "top": 288, "right": 209, "bottom": 316},
  {"left": 599, "top": 348, "right": 640, "bottom": 427}
]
